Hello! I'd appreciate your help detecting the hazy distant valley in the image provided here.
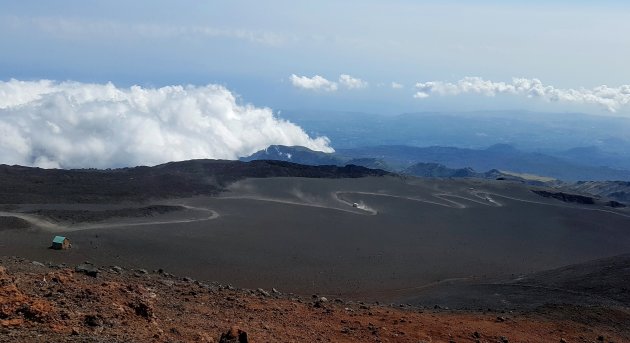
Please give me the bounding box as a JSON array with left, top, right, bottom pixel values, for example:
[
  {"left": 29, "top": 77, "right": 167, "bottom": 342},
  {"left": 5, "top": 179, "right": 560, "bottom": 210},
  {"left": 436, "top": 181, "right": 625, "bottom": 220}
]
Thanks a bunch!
[{"left": 279, "top": 110, "right": 630, "bottom": 164}]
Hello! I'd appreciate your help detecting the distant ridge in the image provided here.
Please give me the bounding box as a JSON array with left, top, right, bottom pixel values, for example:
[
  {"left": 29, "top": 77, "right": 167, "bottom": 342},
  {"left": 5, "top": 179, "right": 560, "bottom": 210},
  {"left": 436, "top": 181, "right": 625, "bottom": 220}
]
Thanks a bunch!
[
  {"left": 241, "top": 144, "right": 630, "bottom": 182},
  {"left": 0, "top": 160, "right": 389, "bottom": 204}
]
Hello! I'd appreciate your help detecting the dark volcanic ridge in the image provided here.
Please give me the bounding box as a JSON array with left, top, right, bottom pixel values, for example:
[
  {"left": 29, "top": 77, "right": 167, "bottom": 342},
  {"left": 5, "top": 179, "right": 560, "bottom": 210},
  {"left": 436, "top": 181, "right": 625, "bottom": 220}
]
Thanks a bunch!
[
  {"left": 0, "top": 216, "right": 31, "bottom": 231},
  {"left": 26, "top": 205, "right": 186, "bottom": 224},
  {"left": 0, "top": 160, "right": 388, "bottom": 204}
]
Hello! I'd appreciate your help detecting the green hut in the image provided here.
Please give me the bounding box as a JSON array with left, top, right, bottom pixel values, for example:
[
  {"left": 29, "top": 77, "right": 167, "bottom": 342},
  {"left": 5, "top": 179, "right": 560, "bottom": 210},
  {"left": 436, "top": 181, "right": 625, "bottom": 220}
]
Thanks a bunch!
[{"left": 51, "top": 236, "right": 71, "bottom": 250}]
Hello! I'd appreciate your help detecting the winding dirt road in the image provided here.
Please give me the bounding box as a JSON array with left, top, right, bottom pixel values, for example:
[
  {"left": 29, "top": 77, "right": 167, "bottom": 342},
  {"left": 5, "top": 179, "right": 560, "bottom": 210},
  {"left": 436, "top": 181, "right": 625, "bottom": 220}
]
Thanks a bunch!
[{"left": 0, "top": 205, "right": 219, "bottom": 232}]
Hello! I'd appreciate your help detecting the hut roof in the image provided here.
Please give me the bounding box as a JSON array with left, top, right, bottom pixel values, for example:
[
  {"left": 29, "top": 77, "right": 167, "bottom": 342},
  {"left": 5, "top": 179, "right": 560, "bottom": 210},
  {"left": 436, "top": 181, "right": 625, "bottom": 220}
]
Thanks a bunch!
[{"left": 53, "top": 236, "right": 66, "bottom": 244}]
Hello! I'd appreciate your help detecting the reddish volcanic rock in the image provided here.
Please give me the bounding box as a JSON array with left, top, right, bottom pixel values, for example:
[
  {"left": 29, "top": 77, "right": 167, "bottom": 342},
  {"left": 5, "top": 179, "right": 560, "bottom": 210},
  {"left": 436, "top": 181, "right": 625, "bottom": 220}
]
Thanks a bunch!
[{"left": 0, "top": 257, "right": 628, "bottom": 342}]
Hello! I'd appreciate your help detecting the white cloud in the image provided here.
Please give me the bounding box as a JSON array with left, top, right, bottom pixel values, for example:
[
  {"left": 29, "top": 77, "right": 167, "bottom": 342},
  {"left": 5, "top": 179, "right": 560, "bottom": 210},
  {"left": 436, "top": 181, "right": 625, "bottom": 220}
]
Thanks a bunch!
[
  {"left": 414, "top": 77, "right": 630, "bottom": 112},
  {"left": 339, "top": 74, "right": 368, "bottom": 89},
  {"left": 0, "top": 79, "right": 333, "bottom": 169},
  {"left": 290, "top": 74, "right": 338, "bottom": 92},
  {"left": 290, "top": 74, "right": 368, "bottom": 91},
  {"left": 391, "top": 82, "right": 404, "bottom": 89}
]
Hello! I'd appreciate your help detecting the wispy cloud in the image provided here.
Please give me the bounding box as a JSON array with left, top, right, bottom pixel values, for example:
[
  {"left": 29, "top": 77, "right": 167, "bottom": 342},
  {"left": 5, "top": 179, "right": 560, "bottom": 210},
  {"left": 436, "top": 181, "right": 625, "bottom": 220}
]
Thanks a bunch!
[
  {"left": 339, "top": 74, "right": 368, "bottom": 89},
  {"left": 3, "top": 16, "right": 291, "bottom": 46},
  {"left": 0, "top": 79, "right": 332, "bottom": 168},
  {"left": 414, "top": 77, "right": 630, "bottom": 112},
  {"left": 290, "top": 74, "right": 368, "bottom": 91},
  {"left": 391, "top": 82, "right": 404, "bottom": 89}
]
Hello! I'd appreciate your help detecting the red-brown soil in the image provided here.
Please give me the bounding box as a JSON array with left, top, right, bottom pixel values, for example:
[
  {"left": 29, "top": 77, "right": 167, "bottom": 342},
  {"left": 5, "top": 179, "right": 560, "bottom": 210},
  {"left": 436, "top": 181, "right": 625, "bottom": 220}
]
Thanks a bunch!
[{"left": 1, "top": 257, "right": 626, "bottom": 343}]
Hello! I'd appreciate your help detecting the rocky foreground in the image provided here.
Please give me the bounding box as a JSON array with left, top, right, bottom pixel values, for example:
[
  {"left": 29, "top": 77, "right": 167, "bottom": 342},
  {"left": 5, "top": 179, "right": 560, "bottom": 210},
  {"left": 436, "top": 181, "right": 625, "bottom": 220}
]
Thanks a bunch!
[{"left": 1, "top": 256, "right": 627, "bottom": 343}]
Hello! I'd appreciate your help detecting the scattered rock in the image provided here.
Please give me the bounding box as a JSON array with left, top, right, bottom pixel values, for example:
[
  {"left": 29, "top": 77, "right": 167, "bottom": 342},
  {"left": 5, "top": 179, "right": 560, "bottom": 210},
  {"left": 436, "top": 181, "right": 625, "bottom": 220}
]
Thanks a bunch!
[
  {"left": 257, "top": 288, "right": 270, "bottom": 297},
  {"left": 128, "top": 298, "right": 154, "bottom": 319},
  {"left": 84, "top": 314, "right": 104, "bottom": 327},
  {"left": 75, "top": 264, "right": 99, "bottom": 277},
  {"left": 159, "top": 279, "right": 175, "bottom": 287},
  {"left": 313, "top": 297, "right": 328, "bottom": 308},
  {"left": 17, "top": 301, "right": 53, "bottom": 323},
  {"left": 31, "top": 261, "right": 45, "bottom": 267},
  {"left": 219, "top": 326, "right": 248, "bottom": 343},
  {"left": 111, "top": 266, "right": 123, "bottom": 273}
]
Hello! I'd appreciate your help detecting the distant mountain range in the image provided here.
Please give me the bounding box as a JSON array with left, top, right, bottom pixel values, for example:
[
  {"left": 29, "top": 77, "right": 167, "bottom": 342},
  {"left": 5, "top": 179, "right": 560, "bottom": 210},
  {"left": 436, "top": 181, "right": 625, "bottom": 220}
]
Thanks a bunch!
[
  {"left": 242, "top": 144, "right": 630, "bottom": 203},
  {"left": 278, "top": 110, "right": 630, "bottom": 170},
  {"left": 242, "top": 144, "right": 630, "bottom": 182}
]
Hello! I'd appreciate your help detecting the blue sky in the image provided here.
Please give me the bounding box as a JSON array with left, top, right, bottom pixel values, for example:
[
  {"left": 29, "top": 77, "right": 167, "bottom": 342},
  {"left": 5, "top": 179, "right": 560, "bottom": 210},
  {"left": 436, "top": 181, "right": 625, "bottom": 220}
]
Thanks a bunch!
[{"left": 1, "top": 1, "right": 630, "bottom": 115}]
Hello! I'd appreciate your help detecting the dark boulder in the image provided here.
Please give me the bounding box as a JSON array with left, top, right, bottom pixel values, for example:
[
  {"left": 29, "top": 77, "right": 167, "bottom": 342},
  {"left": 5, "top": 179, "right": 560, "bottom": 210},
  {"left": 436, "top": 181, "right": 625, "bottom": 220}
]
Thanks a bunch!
[
  {"left": 75, "top": 264, "right": 99, "bottom": 277},
  {"left": 219, "top": 326, "right": 248, "bottom": 343}
]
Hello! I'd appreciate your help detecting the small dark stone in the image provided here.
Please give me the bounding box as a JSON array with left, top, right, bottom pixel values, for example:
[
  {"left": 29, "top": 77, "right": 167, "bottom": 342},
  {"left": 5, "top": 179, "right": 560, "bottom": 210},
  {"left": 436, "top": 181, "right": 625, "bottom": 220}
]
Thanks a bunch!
[
  {"left": 84, "top": 314, "right": 103, "bottom": 327},
  {"left": 129, "top": 299, "right": 154, "bottom": 319}
]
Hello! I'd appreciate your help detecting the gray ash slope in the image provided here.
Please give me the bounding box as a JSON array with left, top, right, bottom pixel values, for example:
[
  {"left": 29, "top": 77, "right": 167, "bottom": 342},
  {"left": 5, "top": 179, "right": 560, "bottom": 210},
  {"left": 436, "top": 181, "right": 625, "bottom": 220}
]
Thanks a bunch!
[
  {"left": 2, "top": 171, "right": 630, "bottom": 310},
  {"left": 396, "top": 253, "right": 630, "bottom": 311},
  {"left": 1, "top": 158, "right": 630, "bottom": 314}
]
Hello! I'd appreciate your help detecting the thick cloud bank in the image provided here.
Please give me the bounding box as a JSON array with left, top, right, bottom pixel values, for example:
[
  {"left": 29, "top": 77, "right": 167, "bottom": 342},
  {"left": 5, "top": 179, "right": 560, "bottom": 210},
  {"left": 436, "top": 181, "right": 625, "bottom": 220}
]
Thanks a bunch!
[
  {"left": 415, "top": 77, "right": 630, "bottom": 112},
  {"left": 0, "top": 79, "right": 333, "bottom": 169}
]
